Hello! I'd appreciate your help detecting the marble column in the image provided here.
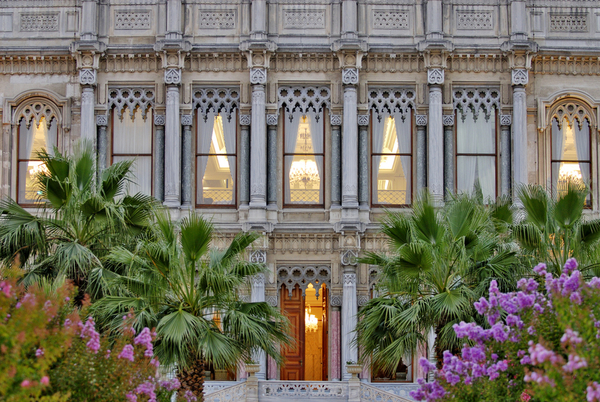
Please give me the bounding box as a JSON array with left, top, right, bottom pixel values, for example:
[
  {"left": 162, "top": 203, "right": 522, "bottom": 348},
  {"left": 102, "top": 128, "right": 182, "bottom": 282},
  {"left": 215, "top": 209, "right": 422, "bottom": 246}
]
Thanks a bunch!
[
  {"left": 250, "top": 0, "right": 267, "bottom": 40},
  {"left": 267, "top": 115, "right": 278, "bottom": 209},
  {"left": 358, "top": 119, "right": 369, "bottom": 209},
  {"left": 512, "top": 69, "right": 529, "bottom": 199},
  {"left": 239, "top": 115, "right": 251, "bottom": 209},
  {"left": 427, "top": 68, "right": 444, "bottom": 200},
  {"left": 81, "top": 86, "right": 96, "bottom": 147},
  {"left": 154, "top": 115, "right": 165, "bottom": 202},
  {"left": 341, "top": 68, "right": 359, "bottom": 214},
  {"left": 96, "top": 115, "right": 108, "bottom": 182},
  {"left": 341, "top": 0, "right": 358, "bottom": 40},
  {"left": 331, "top": 116, "right": 342, "bottom": 209},
  {"left": 249, "top": 68, "right": 267, "bottom": 212},
  {"left": 80, "top": 0, "right": 98, "bottom": 41},
  {"left": 251, "top": 272, "right": 267, "bottom": 380},
  {"left": 443, "top": 115, "right": 455, "bottom": 200},
  {"left": 341, "top": 268, "right": 358, "bottom": 381},
  {"left": 330, "top": 305, "right": 341, "bottom": 381},
  {"left": 164, "top": 80, "right": 181, "bottom": 208},
  {"left": 500, "top": 115, "right": 512, "bottom": 197},
  {"left": 166, "top": 0, "right": 182, "bottom": 40},
  {"left": 416, "top": 115, "right": 428, "bottom": 194},
  {"left": 427, "top": 327, "right": 437, "bottom": 381},
  {"left": 181, "top": 114, "right": 193, "bottom": 208}
]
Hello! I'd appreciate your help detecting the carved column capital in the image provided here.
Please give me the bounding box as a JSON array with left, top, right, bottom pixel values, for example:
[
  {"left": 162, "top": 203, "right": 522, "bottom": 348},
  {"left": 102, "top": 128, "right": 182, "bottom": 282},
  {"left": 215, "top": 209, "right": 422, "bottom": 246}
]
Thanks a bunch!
[
  {"left": 442, "top": 114, "right": 454, "bottom": 126},
  {"left": 266, "top": 114, "right": 278, "bottom": 126},
  {"left": 250, "top": 67, "right": 267, "bottom": 84},
  {"left": 357, "top": 115, "right": 369, "bottom": 126},
  {"left": 181, "top": 114, "right": 193, "bottom": 126},
  {"left": 79, "top": 68, "right": 97, "bottom": 86},
  {"left": 511, "top": 69, "right": 529, "bottom": 86},
  {"left": 330, "top": 114, "right": 342, "bottom": 126},
  {"left": 416, "top": 114, "right": 428, "bottom": 126},
  {"left": 249, "top": 250, "right": 266, "bottom": 264},
  {"left": 342, "top": 67, "right": 359, "bottom": 85},
  {"left": 500, "top": 114, "right": 512, "bottom": 126},
  {"left": 427, "top": 68, "right": 444, "bottom": 85},
  {"left": 164, "top": 68, "right": 182, "bottom": 85},
  {"left": 96, "top": 114, "right": 108, "bottom": 127},
  {"left": 154, "top": 114, "right": 166, "bottom": 126}
]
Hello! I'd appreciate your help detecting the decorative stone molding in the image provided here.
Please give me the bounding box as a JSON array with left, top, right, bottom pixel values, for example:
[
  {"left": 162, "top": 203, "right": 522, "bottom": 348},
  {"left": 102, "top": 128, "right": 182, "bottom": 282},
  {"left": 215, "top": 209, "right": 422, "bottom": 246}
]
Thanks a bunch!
[
  {"left": 249, "top": 250, "right": 267, "bottom": 264},
  {"left": 416, "top": 115, "right": 428, "bottom": 126},
  {"left": 278, "top": 86, "right": 331, "bottom": 118},
  {"left": 341, "top": 250, "right": 358, "bottom": 266},
  {"left": 261, "top": 382, "right": 346, "bottom": 398},
  {"left": 550, "top": 13, "right": 588, "bottom": 32},
  {"left": 164, "top": 68, "right": 181, "bottom": 85},
  {"left": 20, "top": 13, "right": 58, "bottom": 32},
  {"left": 343, "top": 273, "right": 356, "bottom": 286},
  {"left": 357, "top": 115, "right": 369, "bottom": 126},
  {"left": 368, "top": 88, "right": 416, "bottom": 121},
  {"left": 427, "top": 68, "right": 444, "bottom": 85},
  {"left": 250, "top": 68, "right": 267, "bottom": 85},
  {"left": 115, "top": 11, "right": 151, "bottom": 30},
  {"left": 452, "top": 88, "right": 500, "bottom": 122},
  {"left": 342, "top": 68, "right": 359, "bottom": 85},
  {"left": 549, "top": 100, "right": 594, "bottom": 129},
  {"left": 447, "top": 54, "right": 509, "bottom": 73},
  {"left": 500, "top": 114, "right": 512, "bottom": 126},
  {"left": 16, "top": 100, "right": 60, "bottom": 129},
  {"left": 442, "top": 115, "right": 455, "bottom": 126},
  {"left": 108, "top": 87, "right": 155, "bottom": 120},
  {"left": 373, "top": 10, "right": 409, "bottom": 30},
  {"left": 271, "top": 53, "right": 340, "bottom": 73},
  {"left": 0, "top": 56, "right": 76, "bottom": 75},
  {"left": 198, "top": 10, "right": 237, "bottom": 29},
  {"left": 357, "top": 295, "right": 370, "bottom": 307},
  {"left": 456, "top": 11, "right": 493, "bottom": 30},
  {"left": 79, "top": 68, "right": 96, "bottom": 85},
  {"left": 266, "top": 295, "right": 278, "bottom": 307},
  {"left": 192, "top": 88, "right": 239, "bottom": 122},
  {"left": 154, "top": 114, "right": 165, "bottom": 126},
  {"left": 269, "top": 233, "right": 337, "bottom": 255},
  {"left": 239, "top": 114, "right": 251, "bottom": 126},
  {"left": 330, "top": 294, "right": 343, "bottom": 306},
  {"left": 511, "top": 69, "right": 529, "bottom": 86},
  {"left": 181, "top": 114, "right": 193, "bottom": 126},
  {"left": 362, "top": 54, "right": 423, "bottom": 73},
  {"left": 266, "top": 114, "right": 278, "bottom": 126},
  {"left": 277, "top": 265, "right": 331, "bottom": 298},
  {"left": 96, "top": 114, "right": 108, "bottom": 127},
  {"left": 283, "top": 9, "right": 325, "bottom": 29},
  {"left": 330, "top": 114, "right": 342, "bottom": 126}
]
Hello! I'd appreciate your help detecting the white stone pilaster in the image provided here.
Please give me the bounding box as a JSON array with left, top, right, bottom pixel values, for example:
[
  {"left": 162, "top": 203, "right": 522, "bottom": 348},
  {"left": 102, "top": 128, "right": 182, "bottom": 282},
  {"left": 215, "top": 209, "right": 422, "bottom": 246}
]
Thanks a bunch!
[
  {"left": 250, "top": 79, "right": 267, "bottom": 210},
  {"left": 166, "top": 0, "right": 182, "bottom": 40},
  {"left": 342, "top": 71, "right": 359, "bottom": 212},
  {"left": 512, "top": 69, "right": 528, "bottom": 200},
  {"left": 164, "top": 85, "right": 181, "bottom": 207},
  {"left": 427, "top": 69, "right": 444, "bottom": 200},
  {"left": 81, "top": 86, "right": 96, "bottom": 148},
  {"left": 341, "top": 269, "right": 358, "bottom": 381},
  {"left": 251, "top": 272, "right": 267, "bottom": 380}
]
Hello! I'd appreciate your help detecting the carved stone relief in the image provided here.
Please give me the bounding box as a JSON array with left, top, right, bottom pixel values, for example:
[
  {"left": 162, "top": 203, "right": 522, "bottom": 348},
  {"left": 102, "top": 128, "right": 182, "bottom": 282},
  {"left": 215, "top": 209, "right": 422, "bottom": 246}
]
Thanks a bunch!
[
  {"left": 181, "top": 114, "right": 193, "bottom": 126},
  {"left": 373, "top": 10, "right": 409, "bottom": 30},
  {"left": 249, "top": 250, "right": 267, "bottom": 264},
  {"left": 277, "top": 265, "right": 331, "bottom": 298},
  {"left": 239, "top": 114, "right": 251, "bottom": 126},
  {"left": 452, "top": 88, "right": 500, "bottom": 122},
  {"left": 341, "top": 250, "right": 358, "bottom": 266},
  {"left": 368, "top": 88, "right": 416, "bottom": 121},
  {"left": 20, "top": 13, "right": 58, "bottom": 32},
  {"left": 108, "top": 87, "right": 155, "bottom": 120},
  {"left": 278, "top": 86, "right": 331, "bottom": 118},
  {"left": 96, "top": 114, "right": 108, "bottom": 127},
  {"left": 415, "top": 115, "right": 428, "bottom": 126},
  {"left": 115, "top": 11, "right": 151, "bottom": 30},
  {"left": 342, "top": 68, "right": 359, "bottom": 85},
  {"left": 198, "top": 10, "right": 237, "bottom": 29},
  {"left": 79, "top": 68, "right": 96, "bottom": 85},
  {"left": 357, "top": 295, "right": 370, "bottom": 306},
  {"left": 266, "top": 114, "right": 278, "bottom": 126},
  {"left": 164, "top": 68, "right": 181, "bottom": 85},
  {"left": 443, "top": 114, "right": 455, "bottom": 126},
  {"left": 330, "top": 294, "right": 343, "bottom": 306},
  {"left": 154, "top": 114, "right": 165, "bottom": 126},
  {"left": 427, "top": 68, "right": 444, "bottom": 85},
  {"left": 550, "top": 13, "right": 588, "bottom": 32},
  {"left": 456, "top": 12, "right": 493, "bottom": 30},
  {"left": 16, "top": 100, "right": 60, "bottom": 128},
  {"left": 266, "top": 295, "right": 278, "bottom": 307},
  {"left": 511, "top": 69, "right": 529, "bottom": 86},
  {"left": 283, "top": 9, "right": 325, "bottom": 29},
  {"left": 192, "top": 88, "right": 239, "bottom": 122},
  {"left": 500, "top": 114, "right": 512, "bottom": 126},
  {"left": 250, "top": 68, "right": 267, "bottom": 85},
  {"left": 330, "top": 114, "right": 342, "bottom": 126},
  {"left": 357, "top": 115, "right": 369, "bottom": 126}
]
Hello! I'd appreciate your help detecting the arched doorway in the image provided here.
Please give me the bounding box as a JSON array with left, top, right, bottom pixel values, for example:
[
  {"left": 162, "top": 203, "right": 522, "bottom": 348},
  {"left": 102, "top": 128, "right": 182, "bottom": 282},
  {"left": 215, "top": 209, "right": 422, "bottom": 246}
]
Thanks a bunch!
[{"left": 277, "top": 265, "right": 330, "bottom": 381}]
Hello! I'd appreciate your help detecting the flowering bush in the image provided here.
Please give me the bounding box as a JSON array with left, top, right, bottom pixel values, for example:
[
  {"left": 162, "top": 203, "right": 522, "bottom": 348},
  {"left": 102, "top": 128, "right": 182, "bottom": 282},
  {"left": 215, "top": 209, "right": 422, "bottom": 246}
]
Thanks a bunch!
[{"left": 411, "top": 258, "right": 600, "bottom": 402}]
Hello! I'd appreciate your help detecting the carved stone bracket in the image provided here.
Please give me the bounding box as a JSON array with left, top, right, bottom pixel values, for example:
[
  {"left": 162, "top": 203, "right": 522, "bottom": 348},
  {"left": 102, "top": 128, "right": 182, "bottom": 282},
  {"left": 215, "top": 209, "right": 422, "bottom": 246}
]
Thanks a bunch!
[
  {"left": 357, "top": 115, "right": 369, "bottom": 126},
  {"left": 266, "top": 114, "right": 278, "bottom": 126},
  {"left": 96, "top": 114, "right": 108, "bottom": 127},
  {"left": 79, "top": 68, "right": 97, "bottom": 86},
  {"left": 330, "top": 114, "right": 342, "bottom": 126},
  {"left": 250, "top": 250, "right": 267, "bottom": 264},
  {"left": 240, "top": 114, "right": 251, "bottom": 126},
  {"left": 164, "top": 68, "right": 182, "bottom": 85},
  {"left": 442, "top": 114, "right": 455, "bottom": 126},
  {"left": 181, "top": 114, "right": 193, "bottom": 126},
  {"left": 277, "top": 265, "right": 331, "bottom": 298},
  {"left": 330, "top": 294, "right": 343, "bottom": 306},
  {"left": 427, "top": 68, "right": 444, "bottom": 85},
  {"left": 416, "top": 114, "right": 428, "bottom": 126},
  {"left": 266, "top": 295, "right": 278, "bottom": 307},
  {"left": 500, "top": 114, "right": 512, "bottom": 126},
  {"left": 341, "top": 250, "right": 358, "bottom": 266},
  {"left": 511, "top": 69, "right": 529, "bottom": 86},
  {"left": 342, "top": 68, "right": 359, "bottom": 85},
  {"left": 154, "top": 114, "right": 165, "bottom": 126},
  {"left": 250, "top": 67, "right": 267, "bottom": 85}
]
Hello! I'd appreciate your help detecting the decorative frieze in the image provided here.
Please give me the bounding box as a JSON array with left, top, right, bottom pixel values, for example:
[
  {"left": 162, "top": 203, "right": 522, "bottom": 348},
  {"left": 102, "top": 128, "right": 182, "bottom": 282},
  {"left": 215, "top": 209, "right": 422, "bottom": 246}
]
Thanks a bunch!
[
  {"left": 198, "top": 10, "right": 237, "bottom": 29},
  {"left": 372, "top": 10, "right": 409, "bottom": 30},
  {"left": 114, "top": 11, "right": 151, "bottom": 30},
  {"left": 550, "top": 13, "right": 588, "bottom": 32},
  {"left": 447, "top": 54, "right": 508, "bottom": 73},
  {"left": 452, "top": 88, "right": 500, "bottom": 122},
  {"left": 107, "top": 87, "right": 155, "bottom": 120},
  {"left": 0, "top": 55, "right": 76, "bottom": 75},
  {"left": 100, "top": 54, "right": 161, "bottom": 73},
  {"left": 362, "top": 54, "right": 423, "bottom": 73},
  {"left": 283, "top": 10, "right": 325, "bottom": 29},
  {"left": 368, "top": 88, "right": 416, "bottom": 121},
  {"left": 456, "top": 11, "right": 493, "bottom": 30},
  {"left": 192, "top": 88, "right": 239, "bottom": 122},
  {"left": 269, "top": 233, "right": 337, "bottom": 255},
  {"left": 277, "top": 265, "right": 331, "bottom": 298},
  {"left": 188, "top": 53, "right": 247, "bottom": 72},
  {"left": 532, "top": 56, "right": 600, "bottom": 76},
  {"left": 278, "top": 86, "right": 331, "bottom": 117},
  {"left": 20, "top": 13, "right": 58, "bottom": 32}
]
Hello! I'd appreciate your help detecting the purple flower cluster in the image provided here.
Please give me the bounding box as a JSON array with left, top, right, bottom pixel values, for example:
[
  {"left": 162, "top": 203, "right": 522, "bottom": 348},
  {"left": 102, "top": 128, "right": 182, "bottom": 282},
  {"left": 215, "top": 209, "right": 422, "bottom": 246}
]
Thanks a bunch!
[
  {"left": 134, "top": 327, "right": 154, "bottom": 357},
  {"left": 159, "top": 378, "right": 181, "bottom": 392},
  {"left": 0, "top": 281, "right": 13, "bottom": 298},
  {"left": 126, "top": 379, "right": 157, "bottom": 402},
  {"left": 79, "top": 317, "right": 101, "bottom": 353},
  {"left": 588, "top": 382, "right": 600, "bottom": 402},
  {"left": 409, "top": 378, "right": 446, "bottom": 402},
  {"left": 183, "top": 390, "right": 197, "bottom": 402},
  {"left": 118, "top": 344, "right": 135, "bottom": 362}
]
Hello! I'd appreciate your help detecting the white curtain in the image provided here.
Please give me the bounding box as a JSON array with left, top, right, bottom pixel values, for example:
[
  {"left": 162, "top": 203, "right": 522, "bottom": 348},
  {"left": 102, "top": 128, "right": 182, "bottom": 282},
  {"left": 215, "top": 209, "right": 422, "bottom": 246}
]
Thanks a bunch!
[
  {"left": 393, "top": 112, "right": 412, "bottom": 203},
  {"left": 197, "top": 112, "right": 216, "bottom": 202},
  {"left": 371, "top": 112, "right": 387, "bottom": 203},
  {"left": 551, "top": 118, "right": 565, "bottom": 190},
  {"left": 575, "top": 118, "right": 590, "bottom": 185},
  {"left": 45, "top": 118, "right": 57, "bottom": 155},
  {"left": 308, "top": 111, "right": 323, "bottom": 203},
  {"left": 284, "top": 111, "right": 302, "bottom": 203},
  {"left": 221, "top": 112, "right": 237, "bottom": 181},
  {"left": 477, "top": 156, "right": 496, "bottom": 200},
  {"left": 19, "top": 119, "right": 35, "bottom": 160}
]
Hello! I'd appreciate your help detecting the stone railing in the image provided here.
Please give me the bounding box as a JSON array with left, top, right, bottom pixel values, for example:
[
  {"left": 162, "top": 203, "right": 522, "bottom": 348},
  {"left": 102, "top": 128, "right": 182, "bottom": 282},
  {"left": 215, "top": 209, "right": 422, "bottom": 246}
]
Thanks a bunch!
[
  {"left": 361, "top": 383, "right": 414, "bottom": 402},
  {"left": 204, "top": 381, "right": 247, "bottom": 402},
  {"left": 204, "top": 381, "right": 244, "bottom": 395},
  {"left": 368, "top": 383, "right": 419, "bottom": 401},
  {"left": 259, "top": 381, "right": 348, "bottom": 400}
]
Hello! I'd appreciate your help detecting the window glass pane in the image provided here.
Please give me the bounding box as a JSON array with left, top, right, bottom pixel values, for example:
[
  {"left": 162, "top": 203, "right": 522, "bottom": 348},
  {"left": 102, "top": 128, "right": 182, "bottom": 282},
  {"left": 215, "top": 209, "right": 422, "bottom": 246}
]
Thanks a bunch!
[
  {"left": 113, "top": 156, "right": 152, "bottom": 196},
  {"left": 457, "top": 155, "right": 496, "bottom": 200},
  {"left": 19, "top": 118, "right": 57, "bottom": 159},
  {"left": 285, "top": 155, "right": 323, "bottom": 204},
  {"left": 372, "top": 155, "right": 411, "bottom": 205},
  {"left": 18, "top": 161, "right": 44, "bottom": 203},
  {"left": 113, "top": 107, "right": 152, "bottom": 155},
  {"left": 196, "top": 155, "right": 236, "bottom": 205},
  {"left": 456, "top": 108, "right": 495, "bottom": 154}
]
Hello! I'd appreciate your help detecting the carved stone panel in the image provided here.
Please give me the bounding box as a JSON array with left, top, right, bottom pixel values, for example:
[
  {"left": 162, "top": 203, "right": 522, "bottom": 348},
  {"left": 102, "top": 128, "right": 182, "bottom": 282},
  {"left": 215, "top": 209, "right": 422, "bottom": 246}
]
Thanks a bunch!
[
  {"left": 79, "top": 68, "right": 97, "bottom": 85},
  {"left": 198, "top": 10, "right": 237, "bottom": 29},
  {"left": 511, "top": 69, "right": 529, "bottom": 86},
  {"left": 239, "top": 114, "right": 251, "bottom": 126},
  {"left": 427, "top": 68, "right": 444, "bottom": 85},
  {"left": 500, "top": 114, "right": 512, "bottom": 126},
  {"left": 330, "top": 114, "right": 342, "bottom": 126},
  {"left": 342, "top": 68, "right": 359, "bottom": 85},
  {"left": 373, "top": 10, "right": 409, "bottom": 30},
  {"left": 330, "top": 294, "right": 343, "bottom": 306},
  {"left": 456, "top": 11, "right": 493, "bottom": 30},
  {"left": 453, "top": 88, "right": 500, "bottom": 122},
  {"left": 108, "top": 87, "right": 155, "bottom": 120},
  {"left": 250, "top": 68, "right": 267, "bottom": 85},
  {"left": 341, "top": 250, "right": 358, "bottom": 266},
  {"left": 154, "top": 114, "right": 165, "bottom": 126},
  {"left": 20, "top": 13, "right": 58, "bottom": 32},
  {"left": 368, "top": 88, "right": 416, "bottom": 121},
  {"left": 416, "top": 115, "right": 428, "bottom": 126},
  {"left": 115, "top": 11, "right": 151, "bottom": 30},
  {"left": 357, "top": 115, "right": 369, "bottom": 126},
  {"left": 443, "top": 114, "right": 455, "bottom": 126},
  {"left": 164, "top": 68, "right": 181, "bottom": 85},
  {"left": 278, "top": 86, "right": 331, "bottom": 116},
  {"left": 181, "top": 114, "right": 193, "bottom": 126},
  {"left": 192, "top": 88, "right": 239, "bottom": 122},
  {"left": 277, "top": 265, "right": 331, "bottom": 298},
  {"left": 96, "top": 114, "right": 108, "bottom": 127},
  {"left": 283, "top": 9, "right": 325, "bottom": 29},
  {"left": 550, "top": 13, "right": 588, "bottom": 32},
  {"left": 250, "top": 250, "right": 267, "bottom": 264}
]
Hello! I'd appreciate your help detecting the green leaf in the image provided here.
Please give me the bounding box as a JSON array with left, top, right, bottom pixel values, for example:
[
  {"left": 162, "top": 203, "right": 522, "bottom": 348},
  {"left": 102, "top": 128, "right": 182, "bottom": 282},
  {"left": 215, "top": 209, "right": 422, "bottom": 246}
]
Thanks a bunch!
[
  {"left": 517, "top": 185, "right": 548, "bottom": 230},
  {"left": 554, "top": 183, "right": 586, "bottom": 229},
  {"left": 75, "top": 146, "right": 95, "bottom": 191},
  {"left": 180, "top": 214, "right": 213, "bottom": 263}
]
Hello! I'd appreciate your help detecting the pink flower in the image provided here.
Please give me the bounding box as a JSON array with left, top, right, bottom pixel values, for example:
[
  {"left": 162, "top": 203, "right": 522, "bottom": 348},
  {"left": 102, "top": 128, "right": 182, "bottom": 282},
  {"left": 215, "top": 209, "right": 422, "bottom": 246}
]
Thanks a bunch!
[
  {"left": 134, "top": 327, "right": 154, "bottom": 357},
  {"left": 0, "top": 281, "right": 12, "bottom": 298},
  {"left": 521, "top": 391, "right": 531, "bottom": 401},
  {"left": 40, "top": 376, "right": 49, "bottom": 386},
  {"left": 118, "top": 344, "right": 135, "bottom": 362},
  {"left": 35, "top": 348, "right": 44, "bottom": 357},
  {"left": 79, "top": 317, "right": 101, "bottom": 353},
  {"left": 21, "top": 380, "right": 32, "bottom": 388}
]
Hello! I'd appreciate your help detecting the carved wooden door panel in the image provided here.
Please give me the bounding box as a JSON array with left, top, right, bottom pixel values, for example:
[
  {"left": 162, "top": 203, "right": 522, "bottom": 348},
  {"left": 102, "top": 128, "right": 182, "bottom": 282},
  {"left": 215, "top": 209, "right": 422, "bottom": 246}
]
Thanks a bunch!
[{"left": 280, "top": 284, "right": 304, "bottom": 381}]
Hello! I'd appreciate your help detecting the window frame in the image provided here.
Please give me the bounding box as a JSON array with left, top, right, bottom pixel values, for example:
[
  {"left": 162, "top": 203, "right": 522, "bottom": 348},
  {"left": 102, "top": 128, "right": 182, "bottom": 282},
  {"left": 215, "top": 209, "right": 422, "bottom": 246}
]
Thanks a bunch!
[
  {"left": 194, "top": 109, "right": 239, "bottom": 209},
  {"left": 369, "top": 110, "right": 414, "bottom": 208},
  {"left": 282, "top": 109, "right": 326, "bottom": 209}
]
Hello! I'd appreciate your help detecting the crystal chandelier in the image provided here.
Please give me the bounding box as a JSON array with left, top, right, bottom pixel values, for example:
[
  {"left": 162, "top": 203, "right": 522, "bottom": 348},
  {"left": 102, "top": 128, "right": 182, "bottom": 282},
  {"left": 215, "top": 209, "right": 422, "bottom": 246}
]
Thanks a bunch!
[
  {"left": 305, "top": 304, "right": 318, "bottom": 333},
  {"left": 289, "top": 128, "right": 320, "bottom": 189}
]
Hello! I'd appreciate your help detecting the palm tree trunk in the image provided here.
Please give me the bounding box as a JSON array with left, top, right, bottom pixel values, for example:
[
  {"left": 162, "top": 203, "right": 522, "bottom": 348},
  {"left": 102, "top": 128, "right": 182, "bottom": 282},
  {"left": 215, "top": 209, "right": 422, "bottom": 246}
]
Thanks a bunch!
[{"left": 177, "top": 358, "right": 205, "bottom": 401}]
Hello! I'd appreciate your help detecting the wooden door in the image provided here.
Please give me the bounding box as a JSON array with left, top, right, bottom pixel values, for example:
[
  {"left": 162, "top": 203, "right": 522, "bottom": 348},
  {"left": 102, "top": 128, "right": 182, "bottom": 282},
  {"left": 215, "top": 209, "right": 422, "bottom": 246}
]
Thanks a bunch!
[
  {"left": 321, "top": 286, "right": 329, "bottom": 380},
  {"left": 280, "top": 284, "right": 304, "bottom": 380}
]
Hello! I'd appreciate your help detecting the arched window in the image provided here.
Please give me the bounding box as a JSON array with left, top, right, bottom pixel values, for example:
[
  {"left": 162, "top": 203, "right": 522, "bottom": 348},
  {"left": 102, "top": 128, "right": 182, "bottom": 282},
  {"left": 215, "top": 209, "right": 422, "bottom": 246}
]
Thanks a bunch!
[{"left": 16, "top": 100, "right": 60, "bottom": 205}]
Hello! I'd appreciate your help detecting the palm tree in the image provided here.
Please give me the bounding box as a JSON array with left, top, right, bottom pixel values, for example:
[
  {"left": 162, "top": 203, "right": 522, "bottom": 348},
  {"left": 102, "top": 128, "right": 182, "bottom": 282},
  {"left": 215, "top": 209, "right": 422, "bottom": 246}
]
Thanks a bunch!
[
  {"left": 355, "top": 192, "right": 522, "bottom": 376},
  {"left": 512, "top": 183, "right": 600, "bottom": 277},
  {"left": 92, "top": 211, "right": 291, "bottom": 398},
  {"left": 0, "top": 145, "right": 156, "bottom": 299}
]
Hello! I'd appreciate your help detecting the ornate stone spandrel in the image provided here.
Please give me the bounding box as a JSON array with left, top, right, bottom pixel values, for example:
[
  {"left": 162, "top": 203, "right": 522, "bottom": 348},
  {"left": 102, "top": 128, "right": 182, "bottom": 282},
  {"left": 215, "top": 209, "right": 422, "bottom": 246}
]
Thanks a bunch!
[
  {"left": 79, "top": 68, "right": 97, "bottom": 85},
  {"left": 342, "top": 67, "right": 359, "bottom": 85},
  {"left": 164, "top": 68, "right": 182, "bottom": 85},
  {"left": 511, "top": 69, "right": 529, "bottom": 86},
  {"left": 330, "top": 114, "right": 342, "bottom": 126},
  {"left": 154, "top": 114, "right": 166, "bottom": 126},
  {"left": 181, "top": 114, "right": 193, "bottom": 126},
  {"left": 357, "top": 115, "right": 369, "bottom": 126},
  {"left": 266, "top": 114, "right": 278, "bottom": 126},
  {"left": 278, "top": 86, "right": 331, "bottom": 116},
  {"left": 277, "top": 265, "right": 331, "bottom": 299},
  {"left": 108, "top": 87, "right": 155, "bottom": 121},
  {"left": 416, "top": 114, "right": 428, "bottom": 126},
  {"left": 500, "top": 114, "right": 512, "bottom": 126},
  {"left": 250, "top": 68, "right": 267, "bottom": 85},
  {"left": 427, "top": 68, "right": 444, "bottom": 85},
  {"left": 442, "top": 114, "right": 455, "bottom": 126},
  {"left": 368, "top": 88, "right": 416, "bottom": 120},
  {"left": 249, "top": 250, "right": 267, "bottom": 264},
  {"left": 96, "top": 114, "right": 108, "bottom": 127}
]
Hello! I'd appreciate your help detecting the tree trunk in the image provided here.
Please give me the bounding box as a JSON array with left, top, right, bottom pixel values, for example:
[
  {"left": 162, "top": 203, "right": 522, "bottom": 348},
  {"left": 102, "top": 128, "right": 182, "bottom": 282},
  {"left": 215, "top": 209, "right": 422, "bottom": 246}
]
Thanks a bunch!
[{"left": 177, "top": 358, "right": 205, "bottom": 401}]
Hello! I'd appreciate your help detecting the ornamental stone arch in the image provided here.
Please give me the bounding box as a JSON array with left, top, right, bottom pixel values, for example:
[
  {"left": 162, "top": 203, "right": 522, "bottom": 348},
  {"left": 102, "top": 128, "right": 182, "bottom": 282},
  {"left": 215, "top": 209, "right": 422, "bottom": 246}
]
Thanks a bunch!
[
  {"left": 538, "top": 90, "right": 600, "bottom": 133},
  {"left": 192, "top": 87, "right": 240, "bottom": 122},
  {"left": 277, "top": 264, "right": 331, "bottom": 299},
  {"left": 277, "top": 86, "right": 331, "bottom": 121},
  {"left": 3, "top": 89, "right": 70, "bottom": 131},
  {"left": 452, "top": 87, "right": 500, "bottom": 122},
  {"left": 546, "top": 97, "right": 597, "bottom": 131},
  {"left": 368, "top": 87, "right": 416, "bottom": 122},
  {"left": 107, "top": 87, "right": 156, "bottom": 121}
]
